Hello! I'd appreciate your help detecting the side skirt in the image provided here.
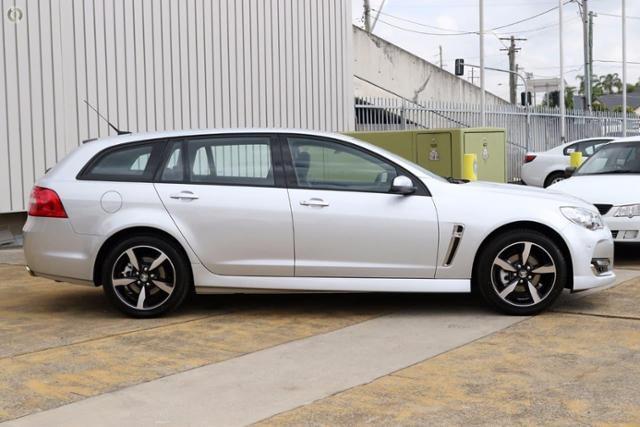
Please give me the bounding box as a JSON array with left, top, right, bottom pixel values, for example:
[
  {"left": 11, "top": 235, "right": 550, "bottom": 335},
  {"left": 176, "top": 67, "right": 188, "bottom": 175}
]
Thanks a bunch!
[{"left": 192, "top": 264, "right": 470, "bottom": 294}]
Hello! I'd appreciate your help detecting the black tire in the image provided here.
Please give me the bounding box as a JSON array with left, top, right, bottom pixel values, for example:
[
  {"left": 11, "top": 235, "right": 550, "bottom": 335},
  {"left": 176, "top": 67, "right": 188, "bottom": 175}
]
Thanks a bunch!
[
  {"left": 544, "top": 171, "right": 565, "bottom": 188},
  {"left": 475, "top": 229, "right": 567, "bottom": 316},
  {"left": 102, "top": 234, "right": 191, "bottom": 318}
]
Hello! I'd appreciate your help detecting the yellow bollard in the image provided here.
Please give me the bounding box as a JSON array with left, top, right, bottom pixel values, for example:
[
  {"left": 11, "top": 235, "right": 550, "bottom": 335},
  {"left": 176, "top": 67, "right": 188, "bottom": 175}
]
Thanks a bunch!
[
  {"left": 463, "top": 153, "right": 478, "bottom": 181},
  {"left": 569, "top": 151, "right": 583, "bottom": 168}
]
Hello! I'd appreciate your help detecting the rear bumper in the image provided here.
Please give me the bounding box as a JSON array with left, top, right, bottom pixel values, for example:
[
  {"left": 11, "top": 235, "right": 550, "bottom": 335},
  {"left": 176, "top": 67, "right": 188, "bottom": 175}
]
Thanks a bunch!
[
  {"left": 23, "top": 216, "right": 99, "bottom": 284},
  {"left": 520, "top": 163, "right": 544, "bottom": 187}
]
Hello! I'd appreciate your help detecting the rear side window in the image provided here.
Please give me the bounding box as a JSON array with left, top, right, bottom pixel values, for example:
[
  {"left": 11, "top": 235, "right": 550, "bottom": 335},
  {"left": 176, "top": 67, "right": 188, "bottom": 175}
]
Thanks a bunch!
[
  {"left": 185, "top": 136, "right": 274, "bottom": 186},
  {"left": 79, "top": 141, "right": 165, "bottom": 181}
]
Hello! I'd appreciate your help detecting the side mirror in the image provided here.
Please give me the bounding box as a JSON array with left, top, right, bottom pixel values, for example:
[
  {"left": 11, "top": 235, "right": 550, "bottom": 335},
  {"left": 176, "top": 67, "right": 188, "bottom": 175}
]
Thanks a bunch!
[
  {"left": 391, "top": 175, "right": 416, "bottom": 195},
  {"left": 564, "top": 166, "right": 576, "bottom": 178}
]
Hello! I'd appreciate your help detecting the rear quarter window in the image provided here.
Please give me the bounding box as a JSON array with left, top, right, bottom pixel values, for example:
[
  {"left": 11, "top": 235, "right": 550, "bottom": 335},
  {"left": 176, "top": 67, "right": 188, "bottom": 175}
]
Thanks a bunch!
[{"left": 78, "top": 141, "right": 165, "bottom": 181}]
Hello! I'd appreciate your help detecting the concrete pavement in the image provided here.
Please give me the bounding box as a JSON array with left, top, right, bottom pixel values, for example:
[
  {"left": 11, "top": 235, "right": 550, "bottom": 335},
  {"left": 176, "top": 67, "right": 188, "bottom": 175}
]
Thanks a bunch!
[{"left": 1, "top": 248, "right": 640, "bottom": 426}]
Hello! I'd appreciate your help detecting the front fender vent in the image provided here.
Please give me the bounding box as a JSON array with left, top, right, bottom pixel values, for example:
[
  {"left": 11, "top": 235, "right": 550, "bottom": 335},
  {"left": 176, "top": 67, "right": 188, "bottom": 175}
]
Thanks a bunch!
[{"left": 443, "top": 225, "right": 464, "bottom": 267}]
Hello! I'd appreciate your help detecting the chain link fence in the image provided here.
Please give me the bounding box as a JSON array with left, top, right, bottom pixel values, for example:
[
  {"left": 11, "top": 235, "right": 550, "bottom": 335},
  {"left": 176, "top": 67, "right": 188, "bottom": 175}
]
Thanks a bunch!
[{"left": 354, "top": 97, "right": 640, "bottom": 181}]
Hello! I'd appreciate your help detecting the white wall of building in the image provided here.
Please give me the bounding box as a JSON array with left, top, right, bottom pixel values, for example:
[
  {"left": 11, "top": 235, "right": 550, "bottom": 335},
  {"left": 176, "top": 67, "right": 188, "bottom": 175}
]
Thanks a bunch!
[
  {"left": 0, "top": 0, "right": 353, "bottom": 213},
  {"left": 353, "top": 26, "right": 505, "bottom": 105}
]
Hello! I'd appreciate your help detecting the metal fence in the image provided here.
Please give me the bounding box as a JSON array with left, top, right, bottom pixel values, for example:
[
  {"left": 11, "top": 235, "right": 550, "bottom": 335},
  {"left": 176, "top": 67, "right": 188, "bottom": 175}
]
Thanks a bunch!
[{"left": 354, "top": 97, "right": 640, "bottom": 181}]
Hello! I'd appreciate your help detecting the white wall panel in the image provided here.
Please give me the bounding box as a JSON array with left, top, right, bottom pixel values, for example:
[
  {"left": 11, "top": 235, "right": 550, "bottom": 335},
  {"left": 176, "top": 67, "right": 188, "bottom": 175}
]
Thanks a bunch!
[{"left": 0, "top": 0, "right": 353, "bottom": 213}]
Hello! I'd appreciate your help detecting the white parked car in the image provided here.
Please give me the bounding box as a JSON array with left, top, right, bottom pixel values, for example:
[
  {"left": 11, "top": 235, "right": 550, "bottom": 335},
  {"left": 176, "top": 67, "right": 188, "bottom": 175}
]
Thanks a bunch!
[
  {"left": 521, "top": 137, "right": 615, "bottom": 187},
  {"left": 24, "top": 129, "right": 615, "bottom": 317},
  {"left": 550, "top": 138, "right": 640, "bottom": 243}
]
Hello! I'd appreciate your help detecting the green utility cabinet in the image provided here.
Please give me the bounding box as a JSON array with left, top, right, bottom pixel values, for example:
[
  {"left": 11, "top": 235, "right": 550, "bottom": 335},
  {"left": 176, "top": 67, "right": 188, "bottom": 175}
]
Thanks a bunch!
[{"left": 345, "top": 128, "right": 507, "bottom": 183}]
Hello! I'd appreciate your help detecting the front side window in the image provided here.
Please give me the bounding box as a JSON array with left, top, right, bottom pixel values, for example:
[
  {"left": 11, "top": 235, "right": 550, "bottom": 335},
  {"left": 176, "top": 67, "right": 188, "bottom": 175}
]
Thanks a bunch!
[
  {"left": 82, "top": 142, "right": 162, "bottom": 181},
  {"left": 185, "top": 136, "right": 274, "bottom": 186},
  {"left": 287, "top": 137, "right": 397, "bottom": 192}
]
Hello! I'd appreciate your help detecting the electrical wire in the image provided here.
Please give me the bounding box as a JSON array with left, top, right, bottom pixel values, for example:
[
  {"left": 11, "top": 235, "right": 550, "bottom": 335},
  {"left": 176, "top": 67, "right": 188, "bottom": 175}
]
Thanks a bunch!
[
  {"left": 372, "top": 1, "right": 573, "bottom": 36},
  {"left": 595, "top": 12, "right": 640, "bottom": 20}
]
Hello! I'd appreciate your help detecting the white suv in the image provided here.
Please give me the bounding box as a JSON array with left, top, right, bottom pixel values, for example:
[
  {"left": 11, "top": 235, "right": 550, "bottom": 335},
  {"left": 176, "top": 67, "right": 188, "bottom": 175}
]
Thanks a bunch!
[
  {"left": 24, "top": 129, "right": 615, "bottom": 317},
  {"left": 521, "top": 137, "right": 615, "bottom": 187}
]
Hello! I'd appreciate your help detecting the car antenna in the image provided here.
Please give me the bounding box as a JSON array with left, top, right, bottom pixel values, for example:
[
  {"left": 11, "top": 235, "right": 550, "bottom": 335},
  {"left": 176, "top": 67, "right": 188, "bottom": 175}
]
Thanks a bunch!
[{"left": 83, "top": 99, "right": 131, "bottom": 136}]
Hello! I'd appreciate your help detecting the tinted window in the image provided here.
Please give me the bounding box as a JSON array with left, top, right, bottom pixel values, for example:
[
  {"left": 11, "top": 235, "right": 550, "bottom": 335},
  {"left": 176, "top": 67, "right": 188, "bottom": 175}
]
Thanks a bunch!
[
  {"left": 579, "top": 140, "right": 609, "bottom": 157},
  {"left": 563, "top": 143, "right": 579, "bottom": 155},
  {"left": 576, "top": 143, "right": 640, "bottom": 175},
  {"left": 82, "top": 142, "right": 162, "bottom": 181},
  {"left": 287, "top": 137, "right": 397, "bottom": 192},
  {"left": 186, "top": 136, "right": 274, "bottom": 186},
  {"left": 160, "top": 141, "right": 184, "bottom": 182}
]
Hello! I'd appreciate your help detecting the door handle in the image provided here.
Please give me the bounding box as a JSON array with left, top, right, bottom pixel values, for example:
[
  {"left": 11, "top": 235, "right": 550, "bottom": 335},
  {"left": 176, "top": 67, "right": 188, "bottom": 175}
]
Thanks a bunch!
[
  {"left": 300, "top": 198, "right": 329, "bottom": 207},
  {"left": 169, "top": 191, "right": 199, "bottom": 200}
]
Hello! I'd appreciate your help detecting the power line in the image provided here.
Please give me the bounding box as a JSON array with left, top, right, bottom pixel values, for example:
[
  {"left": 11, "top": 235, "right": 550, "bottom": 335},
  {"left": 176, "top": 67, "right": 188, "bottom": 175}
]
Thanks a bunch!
[
  {"left": 595, "top": 12, "right": 640, "bottom": 20},
  {"left": 371, "top": 9, "right": 475, "bottom": 34},
  {"left": 496, "top": 16, "right": 581, "bottom": 36},
  {"left": 593, "top": 59, "right": 640, "bottom": 65},
  {"left": 375, "top": 18, "right": 477, "bottom": 36},
  {"left": 372, "top": 1, "right": 573, "bottom": 36}
]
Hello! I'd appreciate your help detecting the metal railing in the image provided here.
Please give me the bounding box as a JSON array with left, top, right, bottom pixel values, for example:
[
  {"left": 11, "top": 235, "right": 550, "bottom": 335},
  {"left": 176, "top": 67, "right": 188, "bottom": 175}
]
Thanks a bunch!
[{"left": 354, "top": 97, "right": 640, "bottom": 181}]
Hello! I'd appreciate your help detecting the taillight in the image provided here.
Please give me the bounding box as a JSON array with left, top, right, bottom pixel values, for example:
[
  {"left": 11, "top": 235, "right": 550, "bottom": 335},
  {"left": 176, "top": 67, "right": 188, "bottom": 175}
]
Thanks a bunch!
[
  {"left": 524, "top": 154, "right": 537, "bottom": 163},
  {"left": 28, "top": 186, "right": 68, "bottom": 218}
]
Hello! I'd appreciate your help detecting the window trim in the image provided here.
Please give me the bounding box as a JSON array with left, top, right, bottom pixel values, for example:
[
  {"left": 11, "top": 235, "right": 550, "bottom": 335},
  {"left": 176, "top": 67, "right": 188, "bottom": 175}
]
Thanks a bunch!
[
  {"left": 279, "top": 133, "right": 430, "bottom": 196},
  {"left": 77, "top": 139, "right": 168, "bottom": 182},
  {"left": 156, "top": 133, "right": 286, "bottom": 188}
]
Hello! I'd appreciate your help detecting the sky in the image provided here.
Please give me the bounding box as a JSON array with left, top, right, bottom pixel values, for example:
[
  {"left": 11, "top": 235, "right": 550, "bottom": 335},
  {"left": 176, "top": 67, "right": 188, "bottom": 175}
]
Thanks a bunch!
[{"left": 351, "top": 0, "right": 640, "bottom": 102}]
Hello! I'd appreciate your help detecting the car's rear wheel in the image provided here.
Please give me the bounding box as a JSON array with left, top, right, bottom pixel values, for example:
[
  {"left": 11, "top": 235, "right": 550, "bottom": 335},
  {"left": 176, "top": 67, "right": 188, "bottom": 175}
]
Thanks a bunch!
[
  {"left": 476, "top": 230, "right": 567, "bottom": 315},
  {"left": 544, "top": 171, "right": 565, "bottom": 187},
  {"left": 102, "top": 235, "right": 191, "bottom": 317}
]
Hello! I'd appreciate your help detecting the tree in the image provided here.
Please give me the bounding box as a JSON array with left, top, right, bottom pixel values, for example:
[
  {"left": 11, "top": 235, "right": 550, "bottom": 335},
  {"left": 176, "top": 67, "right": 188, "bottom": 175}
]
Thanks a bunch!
[
  {"left": 599, "top": 73, "right": 622, "bottom": 94},
  {"left": 576, "top": 74, "right": 604, "bottom": 100},
  {"left": 565, "top": 86, "right": 575, "bottom": 109}
]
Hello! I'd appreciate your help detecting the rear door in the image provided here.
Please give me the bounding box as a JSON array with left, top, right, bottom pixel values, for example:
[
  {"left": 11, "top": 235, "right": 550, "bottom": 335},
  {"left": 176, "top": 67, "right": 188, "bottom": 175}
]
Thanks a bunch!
[{"left": 154, "top": 134, "right": 294, "bottom": 276}]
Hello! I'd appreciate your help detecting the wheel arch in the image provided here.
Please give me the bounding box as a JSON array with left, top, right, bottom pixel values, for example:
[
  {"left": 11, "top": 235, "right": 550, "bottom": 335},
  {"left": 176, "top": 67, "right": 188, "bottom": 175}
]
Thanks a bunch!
[
  {"left": 472, "top": 221, "right": 573, "bottom": 291},
  {"left": 544, "top": 170, "right": 566, "bottom": 187},
  {"left": 93, "top": 226, "right": 193, "bottom": 287}
]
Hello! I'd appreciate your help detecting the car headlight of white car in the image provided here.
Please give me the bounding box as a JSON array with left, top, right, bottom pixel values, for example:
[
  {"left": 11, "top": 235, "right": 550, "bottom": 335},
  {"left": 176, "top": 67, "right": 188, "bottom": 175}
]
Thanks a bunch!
[
  {"left": 614, "top": 204, "right": 640, "bottom": 218},
  {"left": 561, "top": 207, "right": 604, "bottom": 230}
]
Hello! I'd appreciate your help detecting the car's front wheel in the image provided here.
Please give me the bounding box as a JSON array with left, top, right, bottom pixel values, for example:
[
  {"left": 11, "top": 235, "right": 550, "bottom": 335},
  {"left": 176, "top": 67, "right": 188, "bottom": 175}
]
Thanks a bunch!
[
  {"left": 102, "top": 235, "right": 191, "bottom": 317},
  {"left": 476, "top": 230, "right": 567, "bottom": 315}
]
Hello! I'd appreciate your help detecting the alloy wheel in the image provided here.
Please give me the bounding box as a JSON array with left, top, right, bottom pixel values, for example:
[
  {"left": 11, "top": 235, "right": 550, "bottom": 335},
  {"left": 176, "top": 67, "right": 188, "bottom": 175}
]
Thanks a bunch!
[
  {"left": 111, "top": 245, "right": 176, "bottom": 311},
  {"left": 491, "top": 241, "right": 557, "bottom": 307}
]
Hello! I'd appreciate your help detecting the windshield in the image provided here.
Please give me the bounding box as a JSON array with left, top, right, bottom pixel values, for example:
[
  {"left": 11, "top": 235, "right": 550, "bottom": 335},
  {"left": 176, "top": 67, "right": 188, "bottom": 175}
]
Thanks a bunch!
[{"left": 575, "top": 142, "right": 640, "bottom": 176}]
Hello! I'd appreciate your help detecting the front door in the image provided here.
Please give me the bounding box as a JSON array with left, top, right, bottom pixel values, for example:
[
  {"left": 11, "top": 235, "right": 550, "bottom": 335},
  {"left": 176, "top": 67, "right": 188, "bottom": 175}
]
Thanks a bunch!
[
  {"left": 283, "top": 135, "right": 439, "bottom": 278},
  {"left": 155, "top": 135, "right": 294, "bottom": 277}
]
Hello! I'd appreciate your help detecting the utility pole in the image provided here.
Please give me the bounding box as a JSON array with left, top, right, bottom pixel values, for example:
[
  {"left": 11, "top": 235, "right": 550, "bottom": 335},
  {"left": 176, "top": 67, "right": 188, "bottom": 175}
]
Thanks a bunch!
[
  {"left": 588, "top": 10, "right": 595, "bottom": 97},
  {"left": 439, "top": 46, "right": 443, "bottom": 69},
  {"left": 580, "top": 0, "right": 592, "bottom": 110},
  {"left": 479, "top": 0, "right": 486, "bottom": 126},
  {"left": 500, "top": 36, "right": 526, "bottom": 104},
  {"left": 363, "top": 0, "right": 371, "bottom": 33},
  {"left": 559, "top": 0, "right": 566, "bottom": 142},
  {"left": 622, "top": 0, "right": 627, "bottom": 136}
]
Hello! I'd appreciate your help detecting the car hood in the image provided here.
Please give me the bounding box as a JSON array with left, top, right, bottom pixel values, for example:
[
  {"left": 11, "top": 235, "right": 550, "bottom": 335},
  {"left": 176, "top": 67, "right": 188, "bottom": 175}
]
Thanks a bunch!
[
  {"left": 549, "top": 175, "right": 640, "bottom": 206},
  {"left": 463, "top": 180, "right": 591, "bottom": 206}
]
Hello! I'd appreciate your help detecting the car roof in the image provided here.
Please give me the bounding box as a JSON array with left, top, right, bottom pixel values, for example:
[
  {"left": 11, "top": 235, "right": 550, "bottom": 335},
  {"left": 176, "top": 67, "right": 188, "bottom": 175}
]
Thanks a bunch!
[
  {"left": 607, "top": 135, "right": 640, "bottom": 144},
  {"left": 87, "top": 128, "right": 341, "bottom": 146}
]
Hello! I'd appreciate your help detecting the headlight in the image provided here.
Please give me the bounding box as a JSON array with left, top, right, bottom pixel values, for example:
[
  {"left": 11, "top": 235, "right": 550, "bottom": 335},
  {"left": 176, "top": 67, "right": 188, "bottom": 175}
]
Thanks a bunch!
[
  {"left": 561, "top": 207, "right": 604, "bottom": 230},
  {"left": 614, "top": 204, "right": 640, "bottom": 218}
]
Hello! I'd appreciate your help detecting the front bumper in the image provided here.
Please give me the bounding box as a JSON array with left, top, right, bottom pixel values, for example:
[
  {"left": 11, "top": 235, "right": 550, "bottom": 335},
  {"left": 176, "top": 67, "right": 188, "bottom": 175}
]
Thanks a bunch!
[
  {"left": 604, "top": 216, "right": 640, "bottom": 243},
  {"left": 562, "top": 222, "right": 615, "bottom": 291}
]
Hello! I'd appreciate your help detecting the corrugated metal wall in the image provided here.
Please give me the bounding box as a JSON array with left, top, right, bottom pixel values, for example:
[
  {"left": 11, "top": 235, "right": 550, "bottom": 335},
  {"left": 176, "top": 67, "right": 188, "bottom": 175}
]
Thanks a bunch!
[{"left": 0, "top": 0, "right": 354, "bottom": 213}]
